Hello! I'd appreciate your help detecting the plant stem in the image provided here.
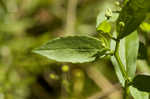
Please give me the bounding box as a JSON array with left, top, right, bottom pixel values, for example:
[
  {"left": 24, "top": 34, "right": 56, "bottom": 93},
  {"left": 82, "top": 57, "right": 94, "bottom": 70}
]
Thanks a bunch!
[
  {"left": 114, "top": 40, "right": 128, "bottom": 80},
  {"left": 123, "top": 80, "right": 130, "bottom": 99},
  {"left": 114, "top": 40, "right": 129, "bottom": 99}
]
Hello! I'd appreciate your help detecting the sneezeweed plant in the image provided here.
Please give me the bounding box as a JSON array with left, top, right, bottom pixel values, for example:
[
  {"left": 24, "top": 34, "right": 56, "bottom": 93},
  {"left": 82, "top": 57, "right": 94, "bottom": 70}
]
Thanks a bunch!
[{"left": 33, "top": 0, "right": 150, "bottom": 99}]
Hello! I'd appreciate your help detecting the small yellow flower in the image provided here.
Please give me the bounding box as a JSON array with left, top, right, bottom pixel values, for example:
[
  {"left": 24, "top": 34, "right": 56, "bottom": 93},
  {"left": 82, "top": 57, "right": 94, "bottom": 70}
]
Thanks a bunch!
[
  {"left": 62, "top": 65, "right": 69, "bottom": 72},
  {"left": 49, "top": 73, "right": 58, "bottom": 80}
]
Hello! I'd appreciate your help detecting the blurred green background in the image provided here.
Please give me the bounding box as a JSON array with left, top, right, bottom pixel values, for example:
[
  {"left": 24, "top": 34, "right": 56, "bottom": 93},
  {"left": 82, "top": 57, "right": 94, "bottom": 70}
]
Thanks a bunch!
[{"left": 0, "top": 0, "right": 150, "bottom": 99}]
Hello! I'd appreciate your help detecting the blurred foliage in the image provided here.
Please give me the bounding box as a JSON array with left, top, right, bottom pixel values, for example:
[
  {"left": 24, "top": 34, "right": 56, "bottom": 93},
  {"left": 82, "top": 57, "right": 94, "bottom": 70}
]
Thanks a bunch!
[{"left": 0, "top": 0, "right": 150, "bottom": 99}]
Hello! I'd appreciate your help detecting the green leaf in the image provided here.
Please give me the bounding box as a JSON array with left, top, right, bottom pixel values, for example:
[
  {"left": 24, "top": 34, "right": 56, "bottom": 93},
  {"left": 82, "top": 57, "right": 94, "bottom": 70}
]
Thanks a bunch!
[
  {"left": 33, "top": 36, "right": 107, "bottom": 63},
  {"left": 125, "top": 31, "right": 139, "bottom": 78},
  {"left": 130, "top": 86, "right": 149, "bottom": 99},
  {"left": 132, "top": 74, "right": 150, "bottom": 92},
  {"left": 110, "top": 31, "right": 139, "bottom": 86},
  {"left": 97, "top": 20, "right": 111, "bottom": 33},
  {"left": 116, "top": 0, "right": 150, "bottom": 39}
]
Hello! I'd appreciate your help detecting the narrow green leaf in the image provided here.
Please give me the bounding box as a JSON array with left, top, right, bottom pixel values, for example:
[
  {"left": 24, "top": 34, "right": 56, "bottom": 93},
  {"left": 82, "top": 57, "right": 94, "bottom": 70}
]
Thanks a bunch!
[
  {"left": 116, "top": 0, "right": 150, "bottom": 39},
  {"left": 132, "top": 74, "right": 150, "bottom": 92},
  {"left": 130, "top": 86, "right": 149, "bottom": 99},
  {"left": 125, "top": 31, "right": 139, "bottom": 78},
  {"left": 33, "top": 36, "right": 107, "bottom": 63}
]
